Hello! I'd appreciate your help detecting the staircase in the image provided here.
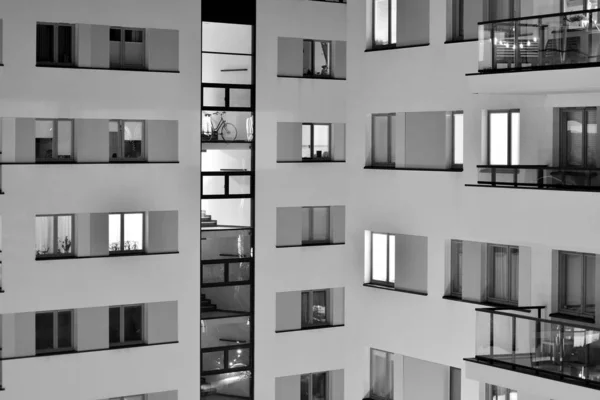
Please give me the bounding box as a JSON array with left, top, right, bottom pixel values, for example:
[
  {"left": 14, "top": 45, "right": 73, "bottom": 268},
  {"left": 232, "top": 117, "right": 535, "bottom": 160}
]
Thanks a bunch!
[
  {"left": 201, "top": 210, "right": 218, "bottom": 227},
  {"left": 201, "top": 293, "right": 217, "bottom": 313}
]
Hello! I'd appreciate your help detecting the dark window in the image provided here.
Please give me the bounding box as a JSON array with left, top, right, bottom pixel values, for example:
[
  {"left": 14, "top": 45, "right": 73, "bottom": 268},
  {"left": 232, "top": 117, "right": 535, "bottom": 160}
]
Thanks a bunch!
[
  {"left": 36, "top": 23, "right": 73, "bottom": 65},
  {"left": 450, "top": 240, "right": 463, "bottom": 297},
  {"left": 109, "top": 305, "right": 144, "bottom": 346},
  {"left": 35, "top": 310, "right": 73, "bottom": 354},
  {"left": 450, "top": 367, "right": 461, "bottom": 400},
  {"left": 487, "top": 245, "right": 519, "bottom": 305},
  {"left": 109, "top": 120, "right": 145, "bottom": 161},
  {"left": 449, "top": 0, "right": 465, "bottom": 41},
  {"left": 110, "top": 27, "right": 145, "bottom": 69},
  {"left": 559, "top": 251, "right": 596, "bottom": 319},
  {"left": 125, "top": 29, "right": 144, "bottom": 43},
  {"left": 560, "top": 108, "right": 598, "bottom": 168},
  {"left": 302, "top": 124, "right": 331, "bottom": 160},
  {"left": 36, "top": 24, "right": 54, "bottom": 63},
  {"left": 110, "top": 28, "right": 121, "bottom": 41},
  {"left": 301, "top": 290, "right": 328, "bottom": 328},
  {"left": 301, "top": 372, "right": 328, "bottom": 400}
]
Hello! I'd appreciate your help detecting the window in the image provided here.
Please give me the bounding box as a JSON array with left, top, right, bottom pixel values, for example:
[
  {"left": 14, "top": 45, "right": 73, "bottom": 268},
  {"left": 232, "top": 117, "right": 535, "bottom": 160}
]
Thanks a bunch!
[
  {"left": 372, "top": 114, "right": 394, "bottom": 166},
  {"left": 110, "top": 396, "right": 145, "bottom": 400},
  {"left": 559, "top": 251, "right": 596, "bottom": 319},
  {"left": 450, "top": 240, "right": 463, "bottom": 297},
  {"left": 110, "top": 27, "right": 145, "bottom": 69},
  {"left": 370, "top": 348, "right": 393, "bottom": 400},
  {"left": 301, "top": 372, "right": 328, "bottom": 400},
  {"left": 371, "top": 233, "right": 396, "bottom": 286},
  {"left": 109, "top": 120, "right": 145, "bottom": 161},
  {"left": 560, "top": 108, "right": 598, "bottom": 168},
  {"left": 36, "top": 23, "right": 74, "bottom": 65},
  {"left": 449, "top": 367, "right": 461, "bottom": 400},
  {"left": 35, "top": 310, "right": 73, "bottom": 354},
  {"left": 486, "top": 0, "right": 519, "bottom": 21},
  {"left": 452, "top": 112, "right": 464, "bottom": 167},
  {"left": 35, "top": 215, "right": 74, "bottom": 258},
  {"left": 373, "top": 0, "right": 397, "bottom": 48},
  {"left": 302, "top": 207, "right": 331, "bottom": 244},
  {"left": 302, "top": 124, "right": 331, "bottom": 160},
  {"left": 303, "top": 40, "right": 331, "bottom": 77},
  {"left": 488, "top": 110, "right": 520, "bottom": 165},
  {"left": 487, "top": 245, "right": 519, "bottom": 305},
  {"left": 109, "top": 305, "right": 144, "bottom": 346},
  {"left": 301, "top": 290, "right": 328, "bottom": 328},
  {"left": 35, "top": 119, "right": 74, "bottom": 161},
  {"left": 487, "top": 384, "right": 517, "bottom": 400},
  {"left": 109, "top": 212, "right": 144, "bottom": 253},
  {"left": 449, "top": 0, "right": 465, "bottom": 41}
]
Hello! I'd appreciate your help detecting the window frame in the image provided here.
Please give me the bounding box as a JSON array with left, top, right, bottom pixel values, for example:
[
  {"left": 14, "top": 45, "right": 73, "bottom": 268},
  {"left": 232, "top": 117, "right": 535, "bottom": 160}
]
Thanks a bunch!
[
  {"left": 35, "top": 214, "right": 75, "bottom": 259},
  {"left": 369, "top": 348, "right": 394, "bottom": 400},
  {"left": 109, "top": 212, "right": 145, "bottom": 254},
  {"left": 486, "top": 244, "right": 519, "bottom": 306},
  {"left": 35, "top": 119, "right": 75, "bottom": 162},
  {"left": 372, "top": 0, "right": 397, "bottom": 49},
  {"left": 301, "top": 290, "right": 329, "bottom": 328},
  {"left": 370, "top": 232, "right": 395, "bottom": 287},
  {"left": 303, "top": 39, "right": 332, "bottom": 78},
  {"left": 486, "top": 384, "right": 517, "bottom": 400},
  {"left": 450, "top": 0, "right": 465, "bottom": 41},
  {"left": 109, "top": 120, "right": 147, "bottom": 162},
  {"left": 109, "top": 304, "right": 145, "bottom": 347},
  {"left": 109, "top": 26, "right": 146, "bottom": 70},
  {"left": 36, "top": 22, "right": 75, "bottom": 66},
  {"left": 301, "top": 371, "right": 329, "bottom": 400},
  {"left": 558, "top": 250, "right": 596, "bottom": 319},
  {"left": 371, "top": 113, "right": 394, "bottom": 166},
  {"left": 35, "top": 309, "right": 74, "bottom": 355},
  {"left": 450, "top": 240, "right": 463, "bottom": 297},
  {"left": 559, "top": 107, "right": 598, "bottom": 168},
  {"left": 451, "top": 111, "right": 464, "bottom": 169},
  {"left": 302, "top": 206, "right": 331, "bottom": 245},
  {"left": 487, "top": 109, "right": 520, "bottom": 166},
  {"left": 302, "top": 123, "right": 332, "bottom": 160}
]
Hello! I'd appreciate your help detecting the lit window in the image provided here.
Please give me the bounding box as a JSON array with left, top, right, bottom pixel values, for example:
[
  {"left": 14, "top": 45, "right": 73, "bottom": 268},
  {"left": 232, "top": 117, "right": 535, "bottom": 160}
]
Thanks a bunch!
[
  {"left": 109, "top": 305, "right": 144, "bottom": 346},
  {"left": 370, "top": 348, "right": 393, "bottom": 400},
  {"left": 109, "top": 212, "right": 144, "bottom": 253},
  {"left": 487, "top": 245, "right": 519, "bottom": 305},
  {"left": 559, "top": 251, "right": 595, "bottom": 319},
  {"left": 488, "top": 110, "right": 520, "bottom": 165},
  {"left": 302, "top": 124, "right": 331, "bottom": 160},
  {"left": 35, "top": 310, "right": 73, "bottom": 354},
  {"left": 302, "top": 207, "right": 331, "bottom": 244},
  {"left": 301, "top": 290, "right": 328, "bottom": 328},
  {"left": 109, "top": 120, "right": 145, "bottom": 161},
  {"left": 373, "top": 0, "right": 397, "bottom": 48},
  {"left": 301, "top": 372, "right": 328, "bottom": 400},
  {"left": 452, "top": 112, "right": 464, "bottom": 167},
  {"left": 35, "top": 119, "right": 74, "bottom": 161},
  {"left": 371, "top": 232, "right": 395, "bottom": 286},
  {"left": 303, "top": 40, "right": 331, "bottom": 77},
  {"left": 35, "top": 215, "right": 74, "bottom": 258}
]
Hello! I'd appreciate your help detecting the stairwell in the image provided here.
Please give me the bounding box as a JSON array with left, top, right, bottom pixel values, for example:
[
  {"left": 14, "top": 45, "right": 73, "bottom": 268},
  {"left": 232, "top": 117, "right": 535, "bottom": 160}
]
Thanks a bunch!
[{"left": 201, "top": 209, "right": 218, "bottom": 227}]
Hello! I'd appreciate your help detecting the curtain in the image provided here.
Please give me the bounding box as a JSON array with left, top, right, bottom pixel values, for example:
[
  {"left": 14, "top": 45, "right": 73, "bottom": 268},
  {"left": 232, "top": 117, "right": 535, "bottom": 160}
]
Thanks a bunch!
[
  {"left": 56, "top": 215, "right": 72, "bottom": 254},
  {"left": 35, "top": 216, "right": 54, "bottom": 255}
]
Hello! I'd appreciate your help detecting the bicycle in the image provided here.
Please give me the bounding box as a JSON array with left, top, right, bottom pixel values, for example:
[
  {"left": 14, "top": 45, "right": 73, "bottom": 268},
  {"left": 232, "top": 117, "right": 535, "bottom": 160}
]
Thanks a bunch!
[{"left": 202, "top": 112, "right": 238, "bottom": 142}]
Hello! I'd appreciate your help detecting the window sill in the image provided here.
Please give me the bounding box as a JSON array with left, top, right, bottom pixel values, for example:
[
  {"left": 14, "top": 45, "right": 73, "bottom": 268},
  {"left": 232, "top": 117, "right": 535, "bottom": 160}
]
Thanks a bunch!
[
  {"left": 277, "top": 75, "right": 346, "bottom": 81},
  {"left": 2, "top": 341, "right": 179, "bottom": 361},
  {"left": 277, "top": 160, "right": 345, "bottom": 164},
  {"left": 442, "top": 295, "right": 525, "bottom": 309},
  {"left": 276, "top": 242, "right": 345, "bottom": 249},
  {"left": 35, "top": 251, "right": 179, "bottom": 261},
  {"left": 311, "top": 0, "right": 346, "bottom": 3},
  {"left": 465, "top": 183, "right": 600, "bottom": 193},
  {"left": 35, "top": 64, "right": 180, "bottom": 74},
  {"left": 1, "top": 161, "right": 179, "bottom": 165},
  {"left": 548, "top": 312, "right": 595, "bottom": 325},
  {"left": 36, "top": 254, "right": 76, "bottom": 261},
  {"left": 365, "top": 43, "right": 429, "bottom": 53},
  {"left": 275, "top": 324, "right": 344, "bottom": 334},
  {"left": 364, "top": 166, "right": 463, "bottom": 172},
  {"left": 363, "top": 283, "right": 427, "bottom": 296},
  {"left": 444, "top": 38, "right": 478, "bottom": 44}
]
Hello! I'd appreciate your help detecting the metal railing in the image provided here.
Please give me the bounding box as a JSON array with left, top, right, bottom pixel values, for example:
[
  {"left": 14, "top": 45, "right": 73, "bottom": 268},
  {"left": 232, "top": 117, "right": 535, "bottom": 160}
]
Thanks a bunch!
[{"left": 477, "top": 165, "right": 600, "bottom": 190}]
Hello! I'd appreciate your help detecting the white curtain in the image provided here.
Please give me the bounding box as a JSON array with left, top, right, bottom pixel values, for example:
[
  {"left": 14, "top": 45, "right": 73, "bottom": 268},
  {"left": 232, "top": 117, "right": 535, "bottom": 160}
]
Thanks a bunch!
[
  {"left": 56, "top": 216, "right": 72, "bottom": 254},
  {"left": 35, "top": 216, "right": 54, "bottom": 254}
]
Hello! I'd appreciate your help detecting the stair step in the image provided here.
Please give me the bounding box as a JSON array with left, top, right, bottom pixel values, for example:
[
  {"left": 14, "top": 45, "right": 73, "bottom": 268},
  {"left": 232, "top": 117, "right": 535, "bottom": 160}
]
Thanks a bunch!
[
  {"left": 202, "top": 305, "right": 217, "bottom": 312},
  {"left": 201, "top": 299, "right": 211, "bottom": 305},
  {"left": 202, "top": 220, "right": 217, "bottom": 227}
]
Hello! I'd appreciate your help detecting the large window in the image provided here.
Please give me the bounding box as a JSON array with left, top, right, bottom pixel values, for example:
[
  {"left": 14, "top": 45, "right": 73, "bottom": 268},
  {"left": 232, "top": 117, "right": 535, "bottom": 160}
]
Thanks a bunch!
[
  {"left": 109, "top": 305, "right": 144, "bottom": 347},
  {"left": 488, "top": 110, "right": 520, "bottom": 165},
  {"left": 559, "top": 251, "right": 596, "bottom": 319},
  {"left": 35, "top": 215, "right": 74, "bottom": 258},
  {"left": 452, "top": 112, "right": 464, "bottom": 168},
  {"left": 450, "top": 240, "right": 463, "bottom": 297},
  {"left": 109, "top": 120, "right": 145, "bottom": 161},
  {"left": 372, "top": 114, "right": 394, "bottom": 166},
  {"left": 487, "top": 245, "right": 519, "bottom": 305},
  {"left": 110, "top": 27, "right": 145, "bottom": 69},
  {"left": 35, "top": 119, "right": 74, "bottom": 161},
  {"left": 487, "top": 384, "right": 517, "bottom": 400},
  {"left": 560, "top": 108, "right": 598, "bottom": 168},
  {"left": 371, "top": 233, "right": 395, "bottom": 286},
  {"left": 302, "top": 207, "right": 330, "bottom": 245},
  {"left": 302, "top": 124, "right": 331, "bottom": 160},
  {"left": 370, "top": 348, "right": 393, "bottom": 400},
  {"left": 301, "top": 290, "right": 328, "bottom": 328},
  {"left": 303, "top": 40, "right": 331, "bottom": 78},
  {"left": 35, "top": 310, "right": 73, "bottom": 354},
  {"left": 301, "top": 372, "right": 328, "bottom": 400},
  {"left": 36, "top": 23, "right": 74, "bottom": 65},
  {"left": 109, "top": 212, "right": 144, "bottom": 253},
  {"left": 373, "top": 0, "right": 397, "bottom": 48}
]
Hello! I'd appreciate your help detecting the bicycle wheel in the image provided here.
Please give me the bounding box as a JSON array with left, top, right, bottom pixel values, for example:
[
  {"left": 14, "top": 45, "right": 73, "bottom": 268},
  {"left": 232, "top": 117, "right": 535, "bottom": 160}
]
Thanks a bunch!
[{"left": 221, "top": 123, "right": 238, "bottom": 141}]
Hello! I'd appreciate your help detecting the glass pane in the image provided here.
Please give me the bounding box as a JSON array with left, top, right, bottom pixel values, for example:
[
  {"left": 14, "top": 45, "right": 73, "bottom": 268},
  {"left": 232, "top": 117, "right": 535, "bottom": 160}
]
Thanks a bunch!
[
  {"left": 564, "top": 253, "right": 583, "bottom": 313},
  {"left": 390, "top": 0, "right": 397, "bottom": 45},
  {"left": 313, "top": 372, "right": 327, "bottom": 400},
  {"left": 301, "top": 292, "right": 310, "bottom": 326},
  {"left": 302, "top": 125, "right": 312, "bottom": 159},
  {"left": 35, "top": 120, "right": 54, "bottom": 160},
  {"left": 301, "top": 374, "right": 310, "bottom": 400},
  {"left": 493, "top": 22, "right": 516, "bottom": 69},
  {"left": 389, "top": 235, "right": 395, "bottom": 283},
  {"left": 56, "top": 215, "right": 73, "bottom": 255},
  {"left": 313, "top": 41, "right": 330, "bottom": 77},
  {"left": 124, "top": 306, "right": 143, "bottom": 342},
  {"left": 565, "top": 110, "right": 585, "bottom": 167},
  {"left": 303, "top": 40, "right": 313, "bottom": 76},
  {"left": 36, "top": 24, "right": 54, "bottom": 63},
  {"left": 510, "top": 247, "right": 519, "bottom": 303},
  {"left": 312, "top": 291, "right": 327, "bottom": 325},
  {"left": 57, "top": 25, "right": 73, "bottom": 63},
  {"left": 202, "top": 372, "right": 251, "bottom": 398},
  {"left": 372, "top": 233, "right": 388, "bottom": 282},
  {"left": 109, "top": 214, "right": 122, "bottom": 252},
  {"left": 228, "top": 348, "right": 250, "bottom": 368},
  {"left": 35, "top": 216, "right": 54, "bottom": 256},
  {"left": 490, "top": 112, "right": 509, "bottom": 165},
  {"left": 451, "top": 241, "right": 463, "bottom": 294},
  {"left": 124, "top": 121, "right": 144, "bottom": 159},
  {"left": 201, "top": 316, "right": 251, "bottom": 349},
  {"left": 490, "top": 246, "right": 510, "bottom": 301},
  {"left": 371, "top": 349, "right": 392, "bottom": 399},
  {"left": 373, "top": 115, "right": 390, "bottom": 164},
  {"left": 313, "top": 125, "right": 330, "bottom": 159},
  {"left": 453, "top": 113, "right": 464, "bottom": 165},
  {"left": 109, "top": 307, "right": 121, "bottom": 344},
  {"left": 229, "top": 263, "right": 251, "bottom": 282},
  {"left": 511, "top": 112, "right": 520, "bottom": 165},
  {"left": 35, "top": 312, "right": 54, "bottom": 351},
  {"left": 57, "top": 311, "right": 72, "bottom": 348},
  {"left": 202, "top": 351, "right": 224, "bottom": 372},
  {"left": 374, "top": 0, "right": 390, "bottom": 46},
  {"left": 57, "top": 121, "right": 73, "bottom": 159},
  {"left": 125, "top": 30, "right": 143, "bottom": 43},
  {"left": 585, "top": 255, "right": 596, "bottom": 315},
  {"left": 587, "top": 109, "right": 598, "bottom": 167},
  {"left": 110, "top": 28, "right": 121, "bottom": 41},
  {"left": 311, "top": 207, "right": 329, "bottom": 242},
  {"left": 301, "top": 208, "right": 310, "bottom": 242},
  {"left": 203, "top": 264, "right": 225, "bottom": 284},
  {"left": 124, "top": 213, "right": 144, "bottom": 251}
]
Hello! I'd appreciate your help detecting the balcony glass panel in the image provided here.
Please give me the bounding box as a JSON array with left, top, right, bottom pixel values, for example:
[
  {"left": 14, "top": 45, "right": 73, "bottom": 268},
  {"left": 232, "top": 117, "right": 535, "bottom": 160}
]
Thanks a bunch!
[
  {"left": 202, "top": 350, "right": 225, "bottom": 372},
  {"left": 202, "top": 285, "right": 251, "bottom": 315},
  {"left": 477, "top": 165, "right": 600, "bottom": 190},
  {"left": 228, "top": 348, "right": 250, "bottom": 369},
  {"left": 201, "top": 371, "right": 251, "bottom": 400},
  {"left": 201, "top": 316, "right": 251, "bottom": 349},
  {"left": 202, "top": 199, "right": 252, "bottom": 230},
  {"left": 201, "top": 230, "right": 252, "bottom": 261},
  {"left": 202, "top": 111, "right": 253, "bottom": 143},
  {"left": 202, "top": 262, "right": 251, "bottom": 285}
]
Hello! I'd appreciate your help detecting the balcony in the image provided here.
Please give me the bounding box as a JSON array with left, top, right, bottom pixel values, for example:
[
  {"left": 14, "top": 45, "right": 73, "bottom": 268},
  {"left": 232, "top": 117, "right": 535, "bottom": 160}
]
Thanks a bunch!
[{"left": 467, "top": 306, "right": 600, "bottom": 392}]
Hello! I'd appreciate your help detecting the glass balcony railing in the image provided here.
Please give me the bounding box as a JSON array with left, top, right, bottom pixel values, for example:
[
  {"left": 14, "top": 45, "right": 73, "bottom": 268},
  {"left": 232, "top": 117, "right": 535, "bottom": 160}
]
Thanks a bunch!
[
  {"left": 477, "top": 165, "right": 600, "bottom": 190},
  {"left": 474, "top": 306, "right": 600, "bottom": 388},
  {"left": 479, "top": 8, "right": 600, "bottom": 72},
  {"left": 201, "top": 371, "right": 252, "bottom": 400},
  {"left": 201, "top": 316, "right": 251, "bottom": 349}
]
